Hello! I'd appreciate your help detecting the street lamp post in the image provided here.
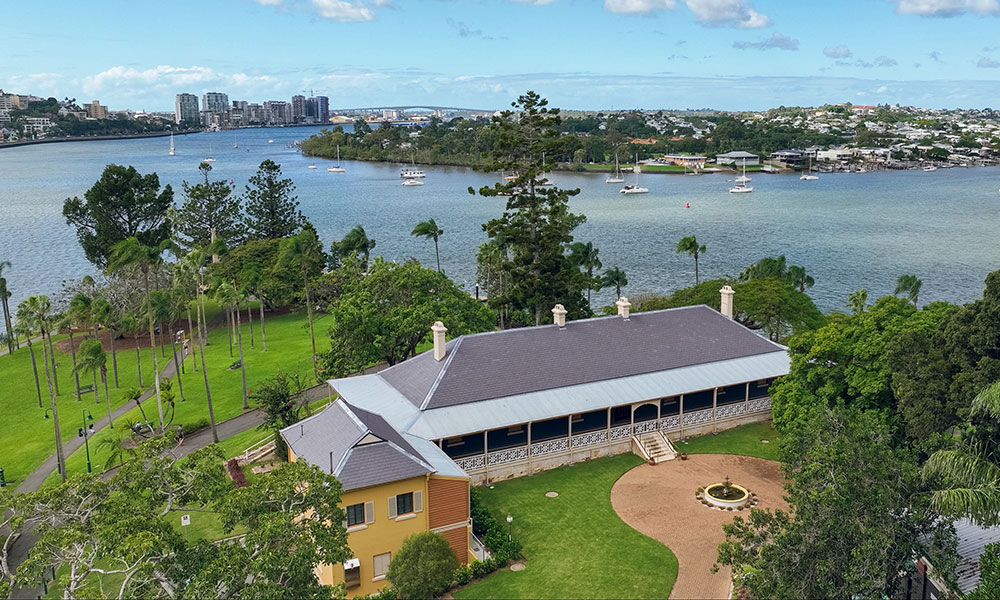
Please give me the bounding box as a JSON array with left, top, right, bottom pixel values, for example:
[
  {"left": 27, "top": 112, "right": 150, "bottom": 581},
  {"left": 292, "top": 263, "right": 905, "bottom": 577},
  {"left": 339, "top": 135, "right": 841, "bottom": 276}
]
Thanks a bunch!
[
  {"left": 506, "top": 514, "right": 513, "bottom": 541},
  {"left": 78, "top": 411, "right": 95, "bottom": 474}
]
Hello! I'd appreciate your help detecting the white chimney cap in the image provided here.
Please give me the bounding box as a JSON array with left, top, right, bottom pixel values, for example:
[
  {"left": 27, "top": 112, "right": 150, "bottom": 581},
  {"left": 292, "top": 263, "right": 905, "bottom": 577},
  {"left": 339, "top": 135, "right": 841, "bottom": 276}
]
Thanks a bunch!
[
  {"left": 552, "top": 304, "right": 567, "bottom": 328},
  {"left": 615, "top": 297, "right": 632, "bottom": 319}
]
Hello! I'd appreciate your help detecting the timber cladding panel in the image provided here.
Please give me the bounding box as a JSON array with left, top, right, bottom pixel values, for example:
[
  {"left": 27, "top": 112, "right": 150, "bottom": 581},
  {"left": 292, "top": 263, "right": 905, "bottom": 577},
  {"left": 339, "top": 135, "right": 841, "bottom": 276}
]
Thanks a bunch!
[
  {"left": 428, "top": 477, "right": 469, "bottom": 529},
  {"left": 440, "top": 526, "right": 470, "bottom": 565}
]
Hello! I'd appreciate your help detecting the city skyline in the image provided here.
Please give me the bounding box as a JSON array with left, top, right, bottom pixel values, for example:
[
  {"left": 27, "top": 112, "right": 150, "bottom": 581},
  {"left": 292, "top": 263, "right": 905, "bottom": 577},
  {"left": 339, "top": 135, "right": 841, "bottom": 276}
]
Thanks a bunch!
[{"left": 6, "top": 0, "right": 1000, "bottom": 111}]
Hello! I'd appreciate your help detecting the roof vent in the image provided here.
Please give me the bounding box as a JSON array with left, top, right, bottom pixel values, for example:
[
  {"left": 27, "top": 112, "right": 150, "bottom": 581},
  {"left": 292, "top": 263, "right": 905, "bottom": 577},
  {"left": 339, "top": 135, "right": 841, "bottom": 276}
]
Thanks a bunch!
[
  {"left": 720, "top": 285, "right": 734, "bottom": 319},
  {"left": 552, "top": 304, "right": 567, "bottom": 328},
  {"left": 615, "top": 297, "right": 631, "bottom": 320},
  {"left": 431, "top": 321, "right": 448, "bottom": 361}
]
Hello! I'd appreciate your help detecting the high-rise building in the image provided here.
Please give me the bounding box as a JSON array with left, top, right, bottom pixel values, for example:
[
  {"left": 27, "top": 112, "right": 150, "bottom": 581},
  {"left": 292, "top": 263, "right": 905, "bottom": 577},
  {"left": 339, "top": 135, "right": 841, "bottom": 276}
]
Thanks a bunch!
[
  {"left": 175, "top": 93, "right": 199, "bottom": 124},
  {"left": 291, "top": 95, "right": 306, "bottom": 123},
  {"left": 83, "top": 100, "right": 108, "bottom": 120},
  {"left": 316, "top": 96, "right": 329, "bottom": 122},
  {"left": 264, "top": 100, "right": 291, "bottom": 125},
  {"left": 232, "top": 100, "right": 248, "bottom": 113},
  {"left": 247, "top": 103, "right": 265, "bottom": 125},
  {"left": 202, "top": 92, "right": 229, "bottom": 114}
]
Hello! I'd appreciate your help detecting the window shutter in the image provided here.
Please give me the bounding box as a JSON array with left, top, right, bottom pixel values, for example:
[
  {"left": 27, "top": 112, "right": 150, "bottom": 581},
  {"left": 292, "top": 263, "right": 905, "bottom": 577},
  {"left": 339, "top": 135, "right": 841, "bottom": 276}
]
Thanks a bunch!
[
  {"left": 365, "top": 501, "right": 374, "bottom": 524},
  {"left": 342, "top": 517, "right": 348, "bottom": 529},
  {"left": 414, "top": 490, "right": 423, "bottom": 513},
  {"left": 387, "top": 496, "right": 397, "bottom": 519}
]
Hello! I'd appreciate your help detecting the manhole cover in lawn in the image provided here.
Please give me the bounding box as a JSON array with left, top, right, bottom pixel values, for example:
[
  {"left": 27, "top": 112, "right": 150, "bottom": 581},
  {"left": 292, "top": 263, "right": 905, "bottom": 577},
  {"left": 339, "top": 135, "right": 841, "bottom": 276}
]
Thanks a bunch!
[
  {"left": 545, "top": 491, "right": 559, "bottom": 498},
  {"left": 510, "top": 562, "right": 526, "bottom": 571}
]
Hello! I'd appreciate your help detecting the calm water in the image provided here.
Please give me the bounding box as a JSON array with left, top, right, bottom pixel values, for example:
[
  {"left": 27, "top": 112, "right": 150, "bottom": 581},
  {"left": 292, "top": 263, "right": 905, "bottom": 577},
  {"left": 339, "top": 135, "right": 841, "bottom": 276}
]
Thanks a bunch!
[{"left": 2, "top": 125, "right": 999, "bottom": 313}]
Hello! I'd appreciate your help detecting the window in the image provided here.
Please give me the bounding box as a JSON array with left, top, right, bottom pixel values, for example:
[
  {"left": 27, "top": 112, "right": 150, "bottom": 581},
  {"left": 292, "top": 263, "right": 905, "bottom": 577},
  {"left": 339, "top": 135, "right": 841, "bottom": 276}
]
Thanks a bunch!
[
  {"left": 346, "top": 503, "right": 365, "bottom": 527},
  {"left": 396, "top": 492, "right": 414, "bottom": 515},
  {"left": 373, "top": 552, "right": 391, "bottom": 578}
]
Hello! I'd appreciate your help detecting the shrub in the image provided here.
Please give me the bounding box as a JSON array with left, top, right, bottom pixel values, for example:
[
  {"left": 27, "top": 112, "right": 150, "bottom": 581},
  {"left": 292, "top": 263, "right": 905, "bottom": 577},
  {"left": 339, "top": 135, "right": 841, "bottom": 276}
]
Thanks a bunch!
[
  {"left": 354, "top": 585, "right": 398, "bottom": 600},
  {"left": 387, "top": 531, "right": 458, "bottom": 599},
  {"left": 225, "top": 458, "right": 247, "bottom": 488},
  {"left": 470, "top": 559, "right": 493, "bottom": 579},
  {"left": 454, "top": 563, "right": 472, "bottom": 586}
]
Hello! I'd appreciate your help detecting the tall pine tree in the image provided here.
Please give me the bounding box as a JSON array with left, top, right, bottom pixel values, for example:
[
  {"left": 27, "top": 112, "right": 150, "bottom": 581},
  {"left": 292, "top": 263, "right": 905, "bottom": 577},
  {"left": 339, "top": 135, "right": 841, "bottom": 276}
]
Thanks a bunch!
[
  {"left": 243, "top": 160, "right": 303, "bottom": 240},
  {"left": 175, "top": 162, "right": 245, "bottom": 248}
]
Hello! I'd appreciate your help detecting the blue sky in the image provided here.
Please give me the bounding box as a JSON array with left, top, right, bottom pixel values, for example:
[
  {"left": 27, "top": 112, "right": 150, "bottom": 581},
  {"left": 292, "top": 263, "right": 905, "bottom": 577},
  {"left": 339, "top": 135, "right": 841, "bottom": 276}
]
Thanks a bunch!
[{"left": 5, "top": 0, "right": 1000, "bottom": 111}]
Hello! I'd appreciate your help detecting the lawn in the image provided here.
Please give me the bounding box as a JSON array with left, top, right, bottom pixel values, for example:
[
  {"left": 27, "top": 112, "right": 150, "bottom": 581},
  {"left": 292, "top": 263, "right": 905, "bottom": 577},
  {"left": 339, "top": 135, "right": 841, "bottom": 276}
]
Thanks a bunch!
[
  {"left": 677, "top": 421, "right": 782, "bottom": 461},
  {"left": 454, "top": 455, "right": 678, "bottom": 599}
]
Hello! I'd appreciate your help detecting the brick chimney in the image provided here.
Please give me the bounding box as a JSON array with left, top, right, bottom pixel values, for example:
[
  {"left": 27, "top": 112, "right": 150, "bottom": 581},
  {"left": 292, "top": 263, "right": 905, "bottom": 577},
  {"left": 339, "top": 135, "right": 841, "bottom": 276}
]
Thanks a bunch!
[
  {"left": 552, "top": 304, "right": 567, "bottom": 328},
  {"left": 720, "top": 285, "right": 734, "bottom": 319},
  {"left": 615, "top": 297, "right": 631, "bottom": 320},
  {"left": 431, "top": 321, "right": 447, "bottom": 361}
]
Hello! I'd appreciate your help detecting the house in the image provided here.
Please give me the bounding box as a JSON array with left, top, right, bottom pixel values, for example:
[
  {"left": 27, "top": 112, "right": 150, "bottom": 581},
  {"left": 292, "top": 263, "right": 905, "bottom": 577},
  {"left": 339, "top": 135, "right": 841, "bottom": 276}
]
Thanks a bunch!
[
  {"left": 662, "top": 154, "right": 707, "bottom": 169},
  {"left": 911, "top": 518, "right": 1000, "bottom": 598},
  {"left": 283, "top": 287, "right": 789, "bottom": 596},
  {"left": 768, "top": 149, "right": 811, "bottom": 166},
  {"left": 715, "top": 151, "right": 760, "bottom": 167}
]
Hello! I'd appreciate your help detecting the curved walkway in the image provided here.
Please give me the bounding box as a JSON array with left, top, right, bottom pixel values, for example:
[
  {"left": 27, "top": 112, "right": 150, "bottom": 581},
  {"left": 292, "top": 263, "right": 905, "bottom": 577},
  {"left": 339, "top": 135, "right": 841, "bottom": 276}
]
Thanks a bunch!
[{"left": 610, "top": 454, "right": 786, "bottom": 600}]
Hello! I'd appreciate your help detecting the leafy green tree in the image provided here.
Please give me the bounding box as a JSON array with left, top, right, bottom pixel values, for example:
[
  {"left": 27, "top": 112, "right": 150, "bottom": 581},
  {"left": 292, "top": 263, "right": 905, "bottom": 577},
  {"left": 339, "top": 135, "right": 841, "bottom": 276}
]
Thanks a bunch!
[
  {"left": 966, "top": 542, "right": 1000, "bottom": 599},
  {"left": 214, "top": 237, "right": 298, "bottom": 310},
  {"left": 476, "top": 241, "right": 512, "bottom": 327},
  {"left": 716, "top": 404, "right": 956, "bottom": 599},
  {"left": 895, "top": 273, "right": 923, "bottom": 305},
  {"left": 411, "top": 218, "right": 445, "bottom": 273},
  {"left": 387, "top": 531, "right": 459, "bottom": 599},
  {"left": 175, "top": 162, "right": 244, "bottom": 249},
  {"left": 63, "top": 164, "right": 173, "bottom": 268},
  {"left": 568, "top": 241, "right": 602, "bottom": 307},
  {"left": 600, "top": 267, "right": 628, "bottom": 299},
  {"left": 242, "top": 160, "right": 303, "bottom": 240},
  {"left": 323, "top": 259, "right": 496, "bottom": 376},
  {"left": 252, "top": 371, "right": 308, "bottom": 460},
  {"left": 279, "top": 227, "right": 325, "bottom": 379},
  {"left": 74, "top": 339, "right": 113, "bottom": 428},
  {"left": 847, "top": 288, "right": 868, "bottom": 314},
  {"left": 473, "top": 91, "right": 589, "bottom": 325},
  {"left": 732, "top": 277, "right": 824, "bottom": 342},
  {"left": 676, "top": 235, "right": 706, "bottom": 285}
]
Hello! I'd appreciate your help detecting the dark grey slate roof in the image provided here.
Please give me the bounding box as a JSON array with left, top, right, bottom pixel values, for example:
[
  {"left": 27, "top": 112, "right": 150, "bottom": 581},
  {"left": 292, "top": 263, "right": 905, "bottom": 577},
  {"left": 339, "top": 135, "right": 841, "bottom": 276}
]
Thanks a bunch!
[
  {"left": 379, "top": 305, "right": 784, "bottom": 410},
  {"left": 280, "top": 400, "right": 432, "bottom": 491}
]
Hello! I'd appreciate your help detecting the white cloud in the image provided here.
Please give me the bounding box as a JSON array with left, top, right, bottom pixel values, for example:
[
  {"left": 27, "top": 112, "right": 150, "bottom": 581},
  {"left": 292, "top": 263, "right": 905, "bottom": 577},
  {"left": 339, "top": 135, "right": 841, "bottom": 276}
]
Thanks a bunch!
[
  {"left": 876, "top": 85, "right": 889, "bottom": 92},
  {"left": 733, "top": 32, "right": 799, "bottom": 50},
  {"left": 875, "top": 55, "right": 899, "bottom": 66},
  {"left": 978, "top": 56, "right": 1000, "bottom": 67},
  {"left": 512, "top": 0, "right": 559, "bottom": 4},
  {"left": 684, "top": 0, "right": 769, "bottom": 28},
  {"left": 823, "top": 45, "right": 852, "bottom": 58},
  {"left": 310, "top": 0, "right": 375, "bottom": 21},
  {"left": 248, "top": 0, "right": 283, "bottom": 5},
  {"left": 603, "top": 0, "right": 677, "bottom": 14},
  {"left": 893, "top": 0, "right": 1000, "bottom": 16},
  {"left": 80, "top": 65, "right": 280, "bottom": 97}
]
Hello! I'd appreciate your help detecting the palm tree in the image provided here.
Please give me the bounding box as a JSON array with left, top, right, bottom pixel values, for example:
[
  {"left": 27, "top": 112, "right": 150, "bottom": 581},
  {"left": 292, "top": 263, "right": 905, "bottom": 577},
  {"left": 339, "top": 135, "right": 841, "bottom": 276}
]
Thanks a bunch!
[
  {"left": 411, "top": 219, "right": 444, "bottom": 272},
  {"left": 75, "top": 339, "right": 113, "bottom": 429},
  {"left": 923, "top": 381, "right": 1000, "bottom": 526},
  {"left": 183, "top": 246, "right": 220, "bottom": 443},
  {"left": 91, "top": 297, "right": 119, "bottom": 388},
  {"left": 848, "top": 289, "right": 868, "bottom": 315},
  {"left": 894, "top": 274, "right": 922, "bottom": 306},
  {"left": 215, "top": 281, "right": 249, "bottom": 409},
  {"left": 341, "top": 225, "right": 376, "bottom": 271},
  {"left": 150, "top": 290, "right": 185, "bottom": 403},
  {"left": 95, "top": 420, "right": 139, "bottom": 470},
  {"left": 108, "top": 237, "right": 177, "bottom": 434},
  {"left": 676, "top": 235, "right": 707, "bottom": 285},
  {"left": 0, "top": 261, "right": 14, "bottom": 353},
  {"left": 601, "top": 267, "right": 628, "bottom": 300},
  {"left": 14, "top": 307, "right": 42, "bottom": 408},
  {"left": 119, "top": 313, "right": 144, "bottom": 388},
  {"left": 69, "top": 293, "right": 98, "bottom": 402},
  {"left": 280, "top": 228, "right": 324, "bottom": 379},
  {"left": 239, "top": 263, "right": 267, "bottom": 352},
  {"left": 569, "top": 241, "right": 602, "bottom": 307},
  {"left": 61, "top": 301, "right": 84, "bottom": 402},
  {"left": 22, "top": 295, "right": 65, "bottom": 482},
  {"left": 787, "top": 265, "right": 815, "bottom": 293}
]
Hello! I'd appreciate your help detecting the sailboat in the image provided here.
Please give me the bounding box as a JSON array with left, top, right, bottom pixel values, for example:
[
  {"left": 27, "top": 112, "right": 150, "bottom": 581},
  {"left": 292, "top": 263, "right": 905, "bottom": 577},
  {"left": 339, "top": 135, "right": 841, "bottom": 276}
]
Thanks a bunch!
[
  {"left": 233, "top": 132, "right": 238, "bottom": 149},
  {"left": 328, "top": 145, "right": 346, "bottom": 172},
  {"left": 168, "top": 133, "right": 175, "bottom": 156},
  {"left": 729, "top": 161, "right": 754, "bottom": 193},
  {"left": 202, "top": 139, "right": 216, "bottom": 163},
  {"left": 605, "top": 154, "right": 625, "bottom": 183},
  {"left": 620, "top": 154, "right": 649, "bottom": 194},
  {"left": 800, "top": 155, "right": 819, "bottom": 180},
  {"left": 400, "top": 155, "right": 425, "bottom": 179}
]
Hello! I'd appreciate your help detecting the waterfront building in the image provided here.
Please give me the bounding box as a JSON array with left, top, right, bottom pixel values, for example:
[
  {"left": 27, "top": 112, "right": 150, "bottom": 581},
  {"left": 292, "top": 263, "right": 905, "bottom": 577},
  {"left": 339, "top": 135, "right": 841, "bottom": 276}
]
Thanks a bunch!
[
  {"left": 22, "top": 117, "right": 53, "bottom": 137},
  {"left": 715, "top": 151, "right": 760, "bottom": 167},
  {"left": 82, "top": 100, "right": 107, "bottom": 120},
  {"left": 264, "top": 100, "right": 291, "bottom": 125},
  {"left": 202, "top": 91, "right": 229, "bottom": 114},
  {"left": 317, "top": 95, "right": 330, "bottom": 122},
  {"left": 284, "top": 288, "right": 787, "bottom": 596},
  {"left": 292, "top": 94, "right": 306, "bottom": 123},
  {"left": 0, "top": 94, "right": 12, "bottom": 111},
  {"left": 663, "top": 154, "right": 707, "bottom": 169},
  {"left": 174, "top": 93, "right": 199, "bottom": 124},
  {"left": 247, "top": 103, "right": 265, "bottom": 125}
]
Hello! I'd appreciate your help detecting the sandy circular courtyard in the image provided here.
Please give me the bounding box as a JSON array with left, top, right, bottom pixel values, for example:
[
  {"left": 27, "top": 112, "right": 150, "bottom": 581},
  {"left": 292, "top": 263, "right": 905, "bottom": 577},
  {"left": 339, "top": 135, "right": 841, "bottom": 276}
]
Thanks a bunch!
[{"left": 610, "top": 454, "right": 787, "bottom": 600}]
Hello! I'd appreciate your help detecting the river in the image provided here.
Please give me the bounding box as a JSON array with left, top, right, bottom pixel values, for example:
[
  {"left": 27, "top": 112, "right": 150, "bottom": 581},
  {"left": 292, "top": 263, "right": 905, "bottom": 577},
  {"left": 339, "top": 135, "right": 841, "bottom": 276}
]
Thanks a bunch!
[{"left": 1, "top": 125, "right": 999, "bottom": 313}]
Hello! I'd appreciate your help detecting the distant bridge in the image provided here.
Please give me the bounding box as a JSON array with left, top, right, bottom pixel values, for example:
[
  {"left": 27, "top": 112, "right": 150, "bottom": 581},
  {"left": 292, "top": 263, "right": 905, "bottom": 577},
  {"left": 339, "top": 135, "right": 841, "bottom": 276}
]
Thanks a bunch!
[{"left": 329, "top": 105, "right": 494, "bottom": 114}]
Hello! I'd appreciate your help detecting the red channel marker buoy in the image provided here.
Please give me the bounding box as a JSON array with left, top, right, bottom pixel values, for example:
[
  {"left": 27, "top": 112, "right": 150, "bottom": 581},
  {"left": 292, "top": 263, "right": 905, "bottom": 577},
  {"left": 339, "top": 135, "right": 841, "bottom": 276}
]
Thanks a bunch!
[{"left": 685, "top": 202, "right": 690, "bottom": 209}]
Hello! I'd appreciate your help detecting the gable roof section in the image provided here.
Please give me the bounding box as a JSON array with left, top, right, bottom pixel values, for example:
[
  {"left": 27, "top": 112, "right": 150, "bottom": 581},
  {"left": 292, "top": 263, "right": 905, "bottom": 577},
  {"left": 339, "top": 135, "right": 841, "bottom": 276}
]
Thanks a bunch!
[{"left": 377, "top": 305, "right": 784, "bottom": 411}]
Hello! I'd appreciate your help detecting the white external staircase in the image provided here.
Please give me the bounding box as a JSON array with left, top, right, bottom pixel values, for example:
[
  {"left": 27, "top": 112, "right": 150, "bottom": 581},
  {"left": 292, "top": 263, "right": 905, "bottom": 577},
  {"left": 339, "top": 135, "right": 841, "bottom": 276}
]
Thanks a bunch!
[{"left": 633, "top": 431, "right": 677, "bottom": 463}]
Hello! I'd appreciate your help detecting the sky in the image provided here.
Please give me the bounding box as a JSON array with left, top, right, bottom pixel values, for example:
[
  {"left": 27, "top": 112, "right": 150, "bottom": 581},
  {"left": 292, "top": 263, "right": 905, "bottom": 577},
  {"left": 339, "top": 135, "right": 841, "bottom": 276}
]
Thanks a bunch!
[{"left": 5, "top": 0, "right": 1000, "bottom": 112}]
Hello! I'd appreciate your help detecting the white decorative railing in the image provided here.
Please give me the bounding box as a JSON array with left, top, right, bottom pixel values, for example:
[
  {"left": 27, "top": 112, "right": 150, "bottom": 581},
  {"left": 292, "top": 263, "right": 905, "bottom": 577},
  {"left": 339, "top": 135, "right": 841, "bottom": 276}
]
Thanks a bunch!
[
  {"left": 454, "top": 455, "right": 485, "bottom": 472},
  {"left": 488, "top": 446, "right": 528, "bottom": 466},
  {"left": 748, "top": 397, "right": 772, "bottom": 413},
  {"left": 716, "top": 402, "right": 747, "bottom": 419},
  {"left": 659, "top": 415, "right": 680, "bottom": 431},
  {"left": 682, "top": 408, "right": 713, "bottom": 426},
  {"left": 571, "top": 430, "right": 607, "bottom": 448},
  {"left": 531, "top": 438, "right": 569, "bottom": 457},
  {"left": 633, "top": 420, "right": 659, "bottom": 435},
  {"left": 609, "top": 425, "right": 632, "bottom": 441}
]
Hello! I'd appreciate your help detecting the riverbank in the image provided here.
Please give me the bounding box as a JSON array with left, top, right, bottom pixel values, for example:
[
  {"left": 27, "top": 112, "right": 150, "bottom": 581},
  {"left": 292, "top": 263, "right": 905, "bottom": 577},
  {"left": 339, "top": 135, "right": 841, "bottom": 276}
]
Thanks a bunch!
[{"left": 0, "top": 130, "right": 199, "bottom": 149}]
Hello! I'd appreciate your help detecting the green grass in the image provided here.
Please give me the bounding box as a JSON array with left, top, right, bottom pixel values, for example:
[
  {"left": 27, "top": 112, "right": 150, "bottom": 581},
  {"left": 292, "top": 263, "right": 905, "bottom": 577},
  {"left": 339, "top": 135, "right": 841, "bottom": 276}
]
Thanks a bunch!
[
  {"left": 677, "top": 421, "right": 782, "bottom": 461},
  {"left": 45, "top": 310, "right": 329, "bottom": 486},
  {"left": 454, "top": 455, "right": 678, "bottom": 599}
]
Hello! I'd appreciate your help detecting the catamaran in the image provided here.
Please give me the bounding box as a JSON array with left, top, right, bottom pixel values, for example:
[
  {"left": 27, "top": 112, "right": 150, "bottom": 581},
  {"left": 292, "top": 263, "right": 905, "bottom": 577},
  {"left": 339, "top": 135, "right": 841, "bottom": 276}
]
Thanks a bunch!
[
  {"left": 168, "top": 133, "right": 175, "bottom": 156},
  {"left": 402, "top": 178, "right": 424, "bottom": 186},
  {"left": 401, "top": 156, "right": 425, "bottom": 179},
  {"left": 605, "top": 154, "right": 625, "bottom": 183},
  {"left": 328, "top": 145, "right": 346, "bottom": 172},
  {"left": 620, "top": 155, "right": 649, "bottom": 194},
  {"left": 800, "top": 155, "right": 819, "bottom": 180}
]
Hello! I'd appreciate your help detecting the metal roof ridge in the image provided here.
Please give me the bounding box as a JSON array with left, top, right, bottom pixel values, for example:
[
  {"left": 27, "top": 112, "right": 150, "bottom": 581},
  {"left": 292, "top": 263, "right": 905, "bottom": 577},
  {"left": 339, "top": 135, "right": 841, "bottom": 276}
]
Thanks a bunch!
[
  {"left": 383, "top": 439, "right": 436, "bottom": 474},
  {"left": 420, "top": 336, "right": 464, "bottom": 411},
  {"left": 338, "top": 399, "right": 372, "bottom": 436},
  {"left": 334, "top": 445, "right": 355, "bottom": 477}
]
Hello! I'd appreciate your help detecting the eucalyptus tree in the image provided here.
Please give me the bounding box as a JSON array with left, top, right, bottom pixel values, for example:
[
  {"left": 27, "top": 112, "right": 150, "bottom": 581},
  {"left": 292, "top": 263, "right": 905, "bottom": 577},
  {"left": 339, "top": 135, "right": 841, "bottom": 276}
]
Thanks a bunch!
[
  {"left": 21, "top": 295, "right": 66, "bottom": 481},
  {"left": 14, "top": 309, "right": 42, "bottom": 408},
  {"left": 280, "top": 227, "right": 324, "bottom": 379},
  {"left": 895, "top": 274, "right": 923, "bottom": 306},
  {"left": 676, "top": 235, "right": 707, "bottom": 285},
  {"left": 215, "top": 281, "right": 249, "bottom": 409},
  {"left": 569, "top": 241, "right": 602, "bottom": 307},
  {"left": 107, "top": 237, "right": 178, "bottom": 433},
  {"left": 601, "top": 267, "right": 628, "bottom": 300},
  {"left": 0, "top": 261, "right": 14, "bottom": 353},
  {"left": 74, "top": 339, "right": 113, "bottom": 427},
  {"left": 411, "top": 218, "right": 444, "bottom": 272}
]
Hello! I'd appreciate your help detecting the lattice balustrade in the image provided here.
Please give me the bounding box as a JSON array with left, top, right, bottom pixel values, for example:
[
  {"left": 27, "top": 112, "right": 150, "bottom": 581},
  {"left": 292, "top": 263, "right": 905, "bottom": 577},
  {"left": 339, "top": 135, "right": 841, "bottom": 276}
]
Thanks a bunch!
[
  {"left": 633, "top": 420, "right": 659, "bottom": 435},
  {"left": 454, "top": 455, "right": 485, "bottom": 472},
  {"left": 530, "top": 438, "right": 569, "bottom": 457},
  {"left": 659, "top": 415, "right": 680, "bottom": 431},
  {"left": 716, "top": 403, "right": 747, "bottom": 419},
  {"left": 682, "top": 408, "right": 713, "bottom": 426},
  {"left": 571, "top": 430, "right": 607, "bottom": 448},
  {"left": 487, "top": 446, "right": 528, "bottom": 466},
  {"left": 748, "top": 397, "right": 772, "bottom": 413},
  {"left": 609, "top": 425, "right": 632, "bottom": 441}
]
